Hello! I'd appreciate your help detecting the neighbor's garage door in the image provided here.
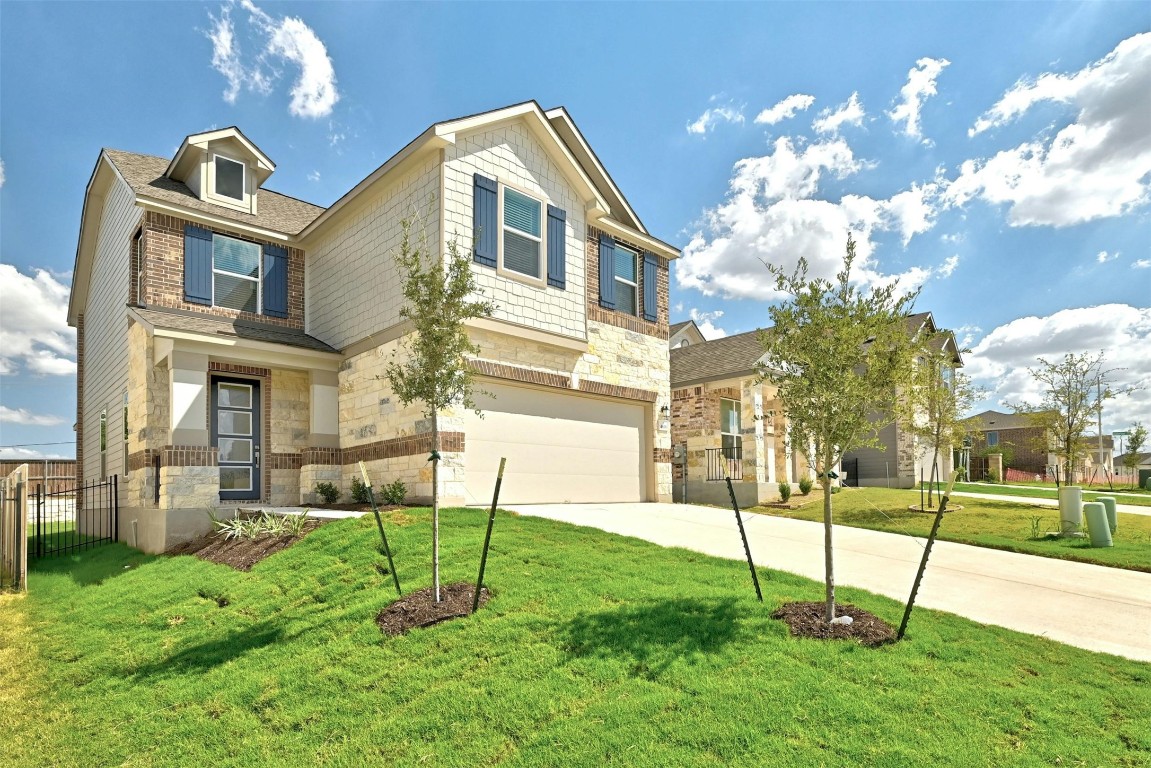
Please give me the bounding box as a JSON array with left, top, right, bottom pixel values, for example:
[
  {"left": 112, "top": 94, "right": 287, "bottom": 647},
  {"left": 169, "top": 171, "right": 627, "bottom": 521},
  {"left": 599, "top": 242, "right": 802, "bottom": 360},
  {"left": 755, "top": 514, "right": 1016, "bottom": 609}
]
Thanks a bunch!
[{"left": 463, "top": 382, "right": 646, "bottom": 505}]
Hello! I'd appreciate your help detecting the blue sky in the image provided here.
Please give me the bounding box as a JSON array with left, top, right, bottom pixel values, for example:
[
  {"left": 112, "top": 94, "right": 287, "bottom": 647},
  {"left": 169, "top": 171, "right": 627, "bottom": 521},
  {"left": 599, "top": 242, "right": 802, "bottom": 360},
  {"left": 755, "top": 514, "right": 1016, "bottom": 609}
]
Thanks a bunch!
[{"left": 1, "top": 1, "right": 1148, "bottom": 460}]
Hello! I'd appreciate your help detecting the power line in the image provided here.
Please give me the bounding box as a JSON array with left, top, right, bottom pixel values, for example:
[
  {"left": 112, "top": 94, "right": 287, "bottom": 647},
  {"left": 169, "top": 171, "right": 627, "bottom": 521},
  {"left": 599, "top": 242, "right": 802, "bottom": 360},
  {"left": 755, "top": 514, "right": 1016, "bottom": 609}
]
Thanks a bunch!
[{"left": 0, "top": 441, "right": 75, "bottom": 448}]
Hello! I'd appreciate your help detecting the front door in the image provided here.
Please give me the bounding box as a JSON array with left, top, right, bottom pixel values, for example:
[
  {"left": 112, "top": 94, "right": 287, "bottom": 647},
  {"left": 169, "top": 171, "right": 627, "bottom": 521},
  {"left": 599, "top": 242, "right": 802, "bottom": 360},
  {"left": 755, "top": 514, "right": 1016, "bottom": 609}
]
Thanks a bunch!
[{"left": 211, "top": 377, "right": 261, "bottom": 501}]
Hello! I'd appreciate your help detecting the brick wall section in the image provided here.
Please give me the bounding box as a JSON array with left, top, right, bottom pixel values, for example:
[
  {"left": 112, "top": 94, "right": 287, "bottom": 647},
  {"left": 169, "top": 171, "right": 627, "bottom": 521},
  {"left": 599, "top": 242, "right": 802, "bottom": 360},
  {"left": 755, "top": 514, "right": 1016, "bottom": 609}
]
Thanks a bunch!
[
  {"left": 670, "top": 385, "right": 740, "bottom": 483},
  {"left": 161, "top": 446, "right": 218, "bottom": 467},
  {"left": 466, "top": 360, "right": 658, "bottom": 403},
  {"left": 138, "top": 211, "right": 304, "bottom": 329},
  {"left": 971, "top": 427, "right": 1051, "bottom": 474},
  {"left": 585, "top": 226, "right": 669, "bottom": 340}
]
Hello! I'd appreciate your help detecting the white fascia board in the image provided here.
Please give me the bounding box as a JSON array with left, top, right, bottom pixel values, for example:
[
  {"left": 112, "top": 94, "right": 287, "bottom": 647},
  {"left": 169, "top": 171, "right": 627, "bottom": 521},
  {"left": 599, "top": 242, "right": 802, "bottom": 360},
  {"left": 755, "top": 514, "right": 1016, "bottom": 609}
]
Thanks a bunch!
[
  {"left": 297, "top": 126, "right": 450, "bottom": 241},
  {"left": 166, "top": 127, "right": 275, "bottom": 179},
  {"left": 152, "top": 329, "right": 341, "bottom": 370},
  {"left": 68, "top": 153, "right": 123, "bottom": 326},
  {"left": 592, "top": 215, "right": 680, "bottom": 261},
  {"left": 544, "top": 107, "right": 646, "bottom": 234},
  {"left": 135, "top": 197, "right": 293, "bottom": 243}
]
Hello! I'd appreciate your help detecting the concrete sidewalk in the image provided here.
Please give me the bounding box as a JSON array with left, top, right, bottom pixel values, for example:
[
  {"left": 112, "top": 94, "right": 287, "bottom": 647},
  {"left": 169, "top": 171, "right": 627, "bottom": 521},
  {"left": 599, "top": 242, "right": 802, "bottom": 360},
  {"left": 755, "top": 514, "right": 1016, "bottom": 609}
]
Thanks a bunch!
[
  {"left": 950, "top": 490, "right": 1151, "bottom": 517},
  {"left": 505, "top": 502, "right": 1151, "bottom": 663}
]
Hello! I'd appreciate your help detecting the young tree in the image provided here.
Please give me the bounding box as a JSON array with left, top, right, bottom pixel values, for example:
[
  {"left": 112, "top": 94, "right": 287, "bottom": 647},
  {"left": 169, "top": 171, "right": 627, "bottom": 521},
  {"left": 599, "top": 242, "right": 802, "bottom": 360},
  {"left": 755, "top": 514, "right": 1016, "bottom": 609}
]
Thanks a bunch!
[
  {"left": 1121, "top": 422, "right": 1147, "bottom": 488},
  {"left": 1009, "top": 352, "right": 1133, "bottom": 485},
  {"left": 757, "top": 234, "right": 918, "bottom": 622},
  {"left": 899, "top": 331, "right": 980, "bottom": 506},
  {"left": 384, "top": 218, "right": 496, "bottom": 603}
]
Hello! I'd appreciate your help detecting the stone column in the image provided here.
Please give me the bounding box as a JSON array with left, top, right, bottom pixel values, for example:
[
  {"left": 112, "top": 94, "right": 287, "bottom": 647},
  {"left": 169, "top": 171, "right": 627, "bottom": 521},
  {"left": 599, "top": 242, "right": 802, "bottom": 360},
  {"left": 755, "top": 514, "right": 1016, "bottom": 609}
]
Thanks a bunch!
[{"left": 169, "top": 351, "right": 209, "bottom": 446}]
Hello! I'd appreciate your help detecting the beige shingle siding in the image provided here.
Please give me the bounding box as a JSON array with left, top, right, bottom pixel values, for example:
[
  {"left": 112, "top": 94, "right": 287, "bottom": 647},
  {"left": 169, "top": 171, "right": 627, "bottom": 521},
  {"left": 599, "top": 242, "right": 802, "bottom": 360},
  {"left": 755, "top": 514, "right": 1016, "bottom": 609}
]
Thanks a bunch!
[{"left": 103, "top": 150, "right": 324, "bottom": 235}]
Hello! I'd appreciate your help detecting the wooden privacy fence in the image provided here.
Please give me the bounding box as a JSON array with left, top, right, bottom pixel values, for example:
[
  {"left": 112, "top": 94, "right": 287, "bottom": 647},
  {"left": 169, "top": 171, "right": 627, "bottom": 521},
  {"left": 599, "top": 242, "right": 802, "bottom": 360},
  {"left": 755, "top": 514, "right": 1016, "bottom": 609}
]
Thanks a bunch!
[
  {"left": 0, "top": 459, "right": 76, "bottom": 495},
  {"left": 1, "top": 464, "right": 30, "bottom": 591}
]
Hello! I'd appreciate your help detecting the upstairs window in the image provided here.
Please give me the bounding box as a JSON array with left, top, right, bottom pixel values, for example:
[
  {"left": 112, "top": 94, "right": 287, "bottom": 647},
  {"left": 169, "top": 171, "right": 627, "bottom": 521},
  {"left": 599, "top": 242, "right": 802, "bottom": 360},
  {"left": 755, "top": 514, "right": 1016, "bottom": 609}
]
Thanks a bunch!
[
  {"left": 213, "top": 235, "right": 261, "bottom": 313},
  {"left": 502, "top": 187, "right": 543, "bottom": 279},
  {"left": 614, "top": 245, "right": 638, "bottom": 316},
  {"left": 987, "top": 431, "right": 999, "bottom": 447},
  {"left": 214, "top": 155, "right": 245, "bottom": 201}
]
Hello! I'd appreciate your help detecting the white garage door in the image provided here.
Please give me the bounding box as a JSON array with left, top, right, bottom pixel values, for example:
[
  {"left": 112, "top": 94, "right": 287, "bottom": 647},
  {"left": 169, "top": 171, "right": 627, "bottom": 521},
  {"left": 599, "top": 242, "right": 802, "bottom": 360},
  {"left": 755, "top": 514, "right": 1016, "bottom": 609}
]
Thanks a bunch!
[{"left": 463, "top": 382, "right": 646, "bottom": 505}]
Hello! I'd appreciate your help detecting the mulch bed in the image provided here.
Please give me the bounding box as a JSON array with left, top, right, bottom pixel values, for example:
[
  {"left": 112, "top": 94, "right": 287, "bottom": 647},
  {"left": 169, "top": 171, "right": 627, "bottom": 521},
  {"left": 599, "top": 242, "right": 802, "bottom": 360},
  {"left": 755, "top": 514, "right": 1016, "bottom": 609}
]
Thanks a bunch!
[
  {"left": 165, "top": 520, "right": 326, "bottom": 571},
  {"left": 377, "top": 581, "right": 491, "bottom": 636},
  {"left": 772, "top": 601, "right": 897, "bottom": 647}
]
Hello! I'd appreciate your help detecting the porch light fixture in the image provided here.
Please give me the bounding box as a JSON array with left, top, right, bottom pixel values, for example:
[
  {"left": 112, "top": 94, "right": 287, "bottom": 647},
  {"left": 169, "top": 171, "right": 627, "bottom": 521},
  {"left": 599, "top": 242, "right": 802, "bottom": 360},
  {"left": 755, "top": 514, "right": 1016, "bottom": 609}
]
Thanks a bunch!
[{"left": 659, "top": 404, "right": 670, "bottom": 432}]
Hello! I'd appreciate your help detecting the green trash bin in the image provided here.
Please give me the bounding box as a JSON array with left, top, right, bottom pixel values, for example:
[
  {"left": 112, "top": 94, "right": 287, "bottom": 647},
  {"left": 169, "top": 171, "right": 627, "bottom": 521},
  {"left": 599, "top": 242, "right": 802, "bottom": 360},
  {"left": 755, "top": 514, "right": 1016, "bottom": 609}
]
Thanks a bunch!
[
  {"left": 1082, "top": 502, "right": 1113, "bottom": 548},
  {"left": 1096, "top": 496, "right": 1117, "bottom": 534}
]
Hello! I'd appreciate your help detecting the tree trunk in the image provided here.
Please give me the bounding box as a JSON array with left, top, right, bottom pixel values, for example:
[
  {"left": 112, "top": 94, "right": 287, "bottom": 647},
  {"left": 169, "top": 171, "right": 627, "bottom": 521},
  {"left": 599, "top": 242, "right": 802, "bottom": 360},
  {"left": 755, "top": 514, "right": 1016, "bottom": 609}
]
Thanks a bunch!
[
  {"left": 432, "top": 410, "right": 441, "bottom": 603},
  {"left": 822, "top": 473, "right": 835, "bottom": 622}
]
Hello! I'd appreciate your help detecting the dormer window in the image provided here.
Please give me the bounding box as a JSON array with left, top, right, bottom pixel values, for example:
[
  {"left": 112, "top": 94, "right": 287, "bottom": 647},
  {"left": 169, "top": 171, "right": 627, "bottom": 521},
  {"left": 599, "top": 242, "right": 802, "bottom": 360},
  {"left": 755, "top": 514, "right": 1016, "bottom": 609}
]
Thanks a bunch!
[{"left": 214, "top": 154, "right": 245, "bottom": 201}]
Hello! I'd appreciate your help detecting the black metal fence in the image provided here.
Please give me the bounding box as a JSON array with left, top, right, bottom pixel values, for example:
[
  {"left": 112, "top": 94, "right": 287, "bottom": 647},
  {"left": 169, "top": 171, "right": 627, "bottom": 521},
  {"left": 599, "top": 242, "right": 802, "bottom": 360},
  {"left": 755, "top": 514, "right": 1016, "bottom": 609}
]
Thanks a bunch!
[
  {"left": 706, "top": 447, "right": 743, "bottom": 481},
  {"left": 33, "top": 475, "right": 118, "bottom": 558}
]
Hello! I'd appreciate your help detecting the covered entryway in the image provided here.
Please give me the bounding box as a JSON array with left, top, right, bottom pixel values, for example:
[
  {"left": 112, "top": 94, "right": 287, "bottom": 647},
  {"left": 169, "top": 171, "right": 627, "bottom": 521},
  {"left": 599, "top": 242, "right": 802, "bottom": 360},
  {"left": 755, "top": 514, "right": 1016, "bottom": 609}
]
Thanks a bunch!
[{"left": 464, "top": 382, "right": 647, "bottom": 505}]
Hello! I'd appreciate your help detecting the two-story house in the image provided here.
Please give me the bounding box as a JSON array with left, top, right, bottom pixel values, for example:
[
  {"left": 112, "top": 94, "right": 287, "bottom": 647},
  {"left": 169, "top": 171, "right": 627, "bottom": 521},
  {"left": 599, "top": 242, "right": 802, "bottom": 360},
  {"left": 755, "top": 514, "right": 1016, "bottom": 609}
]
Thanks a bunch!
[{"left": 68, "top": 102, "right": 679, "bottom": 552}]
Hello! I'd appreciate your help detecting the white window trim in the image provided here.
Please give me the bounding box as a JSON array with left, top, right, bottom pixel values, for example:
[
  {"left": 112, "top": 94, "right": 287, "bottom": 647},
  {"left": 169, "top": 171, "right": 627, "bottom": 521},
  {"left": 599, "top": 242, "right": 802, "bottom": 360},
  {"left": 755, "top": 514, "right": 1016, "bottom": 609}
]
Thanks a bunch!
[
  {"left": 496, "top": 180, "right": 548, "bottom": 289},
  {"left": 206, "top": 151, "right": 251, "bottom": 212},
  {"left": 211, "top": 233, "right": 263, "bottom": 314},
  {"left": 614, "top": 244, "right": 639, "bottom": 317},
  {"left": 720, "top": 397, "right": 743, "bottom": 453}
]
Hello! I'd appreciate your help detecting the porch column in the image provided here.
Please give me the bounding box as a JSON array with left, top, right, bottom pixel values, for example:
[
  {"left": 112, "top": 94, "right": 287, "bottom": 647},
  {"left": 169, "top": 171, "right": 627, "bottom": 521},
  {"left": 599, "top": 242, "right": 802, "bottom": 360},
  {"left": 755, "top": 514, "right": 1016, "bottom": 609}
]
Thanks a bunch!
[
  {"left": 309, "top": 370, "right": 339, "bottom": 448},
  {"left": 169, "top": 351, "right": 209, "bottom": 446}
]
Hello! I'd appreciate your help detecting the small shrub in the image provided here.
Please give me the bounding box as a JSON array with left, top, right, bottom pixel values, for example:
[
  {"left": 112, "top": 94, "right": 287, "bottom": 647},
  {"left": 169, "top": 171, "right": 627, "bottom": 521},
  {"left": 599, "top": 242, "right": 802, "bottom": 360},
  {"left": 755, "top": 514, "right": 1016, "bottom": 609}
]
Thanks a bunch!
[
  {"left": 778, "top": 481, "right": 792, "bottom": 503},
  {"left": 208, "top": 509, "right": 309, "bottom": 540},
  {"left": 1029, "top": 516, "right": 1044, "bottom": 540},
  {"left": 351, "top": 477, "right": 373, "bottom": 504},
  {"left": 380, "top": 478, "right": 407, "bottom": 506},
  {"left": 315, "top": 481, "right": 340, "bottom": 504},
  {"left": 798, "top": 477, "right": 813, "bottom": 495}
]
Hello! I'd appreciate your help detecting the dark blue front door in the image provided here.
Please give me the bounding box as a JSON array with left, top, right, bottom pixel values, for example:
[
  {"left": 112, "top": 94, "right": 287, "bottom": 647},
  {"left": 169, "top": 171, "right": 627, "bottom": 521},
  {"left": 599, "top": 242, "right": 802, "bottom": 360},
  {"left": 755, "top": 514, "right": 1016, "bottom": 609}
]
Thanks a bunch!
[{"left": 211, "top": 377, "right": 261, "bottom": 501}]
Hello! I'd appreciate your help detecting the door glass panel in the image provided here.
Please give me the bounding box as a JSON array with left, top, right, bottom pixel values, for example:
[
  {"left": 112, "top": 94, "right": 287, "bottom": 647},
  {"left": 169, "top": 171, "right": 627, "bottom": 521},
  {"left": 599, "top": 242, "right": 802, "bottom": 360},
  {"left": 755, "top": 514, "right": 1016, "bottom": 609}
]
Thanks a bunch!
[
  {"left": 218, "top": 383, "right": 252, "bottom": 408},
  {"left": 219, "top": 467, "right": 252, "bottom": 491},
  {"left": 218, "top": 410, "right": 252, "bottom": 436},
  {"left": 218, "top": 438, "right": 252, "bottom": 463}
]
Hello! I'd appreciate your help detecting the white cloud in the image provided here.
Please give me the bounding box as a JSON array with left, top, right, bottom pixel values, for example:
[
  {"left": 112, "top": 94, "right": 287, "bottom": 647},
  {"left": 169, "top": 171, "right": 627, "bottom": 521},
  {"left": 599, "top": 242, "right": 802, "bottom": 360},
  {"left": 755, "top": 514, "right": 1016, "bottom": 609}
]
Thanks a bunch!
[
  {"left": 754, "top": 94, "right": 815, "bottom": 126},
  {"left": 0, "top": 265, "right": 76, "bottom": 377},
  {"left": 677, "top": 135, "right": 940, "bottom": 302},
  {"left": 949, "top": 32, "right": 1151, "bottom": 227},
  {"left": 687, "top": 101, "right": 745, "bottom": 135},
  {"left": 307, "top": 170, "right": 321, "bottom": 182},
  {"left": 888, "top": 57, "right": 950, "bottom": 141},
  {"left": 689, "top": 309, "right": 728, "bottom": 340},
  {"left": 0, "top": 446, "right": 68, "bottom": 461},
  {"left": 1096, "top": 250, "right": 1118, "bottom": 264},
  {"left": 938, "top": 254, "right": 960, "bottom": 278},
  {"left": 964, "top": 305, "right": 1151, "bottom": 432},
  {"left": 0, "top": 158, "right": 5, "bottom": 188},
  {"left": 0, "top": 406, "right": 65, "bottom": 426},
  {"left": 206, "top": 0, "right": 339, "bottom": 119},
  {"left": 1133, "top": 259, "right": 1151, "bottom": 269},
  {"left": 813, "top": 92, "right": 865, "bottom": 135}
]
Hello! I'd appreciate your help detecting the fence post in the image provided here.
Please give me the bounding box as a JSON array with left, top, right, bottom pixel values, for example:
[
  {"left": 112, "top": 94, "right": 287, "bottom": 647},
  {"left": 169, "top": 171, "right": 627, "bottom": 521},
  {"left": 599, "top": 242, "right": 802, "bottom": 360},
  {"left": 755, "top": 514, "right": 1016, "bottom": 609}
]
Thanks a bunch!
[{"left": 112, "top": 474, "right": 119, "bottom": 542}]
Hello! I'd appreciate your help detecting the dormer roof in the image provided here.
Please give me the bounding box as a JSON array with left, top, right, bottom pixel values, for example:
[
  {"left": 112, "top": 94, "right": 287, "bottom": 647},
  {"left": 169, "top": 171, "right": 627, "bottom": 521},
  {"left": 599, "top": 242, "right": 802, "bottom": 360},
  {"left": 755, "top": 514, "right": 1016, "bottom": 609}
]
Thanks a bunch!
[{"left": 165, "top": 126, "right": 275, "bottom": 188}]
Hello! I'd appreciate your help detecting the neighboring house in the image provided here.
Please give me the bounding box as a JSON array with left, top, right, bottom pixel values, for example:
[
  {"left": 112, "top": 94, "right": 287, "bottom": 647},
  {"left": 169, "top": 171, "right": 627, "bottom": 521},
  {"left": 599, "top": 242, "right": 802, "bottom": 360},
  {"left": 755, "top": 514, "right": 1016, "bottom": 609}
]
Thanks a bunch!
[
  {"left": 841, "top": 312, "right": 963, "bottom": 489},
  {"left": 1084, "top": 435, "right": 1114, "bottom": 474},
  {"left": 668, "top": 322, "right": 813, "bottom": 506},
  {"left": 965, "top": 410, "right": 1057, "bottom": 476},
  {"left": 68, "top": 102, "right": 679, "bottom": 553}
]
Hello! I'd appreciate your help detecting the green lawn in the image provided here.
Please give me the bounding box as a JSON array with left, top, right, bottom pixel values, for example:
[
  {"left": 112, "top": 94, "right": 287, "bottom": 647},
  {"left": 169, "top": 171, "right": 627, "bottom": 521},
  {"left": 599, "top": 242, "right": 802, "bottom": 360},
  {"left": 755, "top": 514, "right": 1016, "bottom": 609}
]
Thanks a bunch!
[
  {"left": 945, "top": 481, "right": 1151, "bottom": 507},
  {"left": 755, "top": 488, "right": 1151, "bottom": 572},
  {"left": 2, "top": 508, "right": 1149, "bottom": 767}
]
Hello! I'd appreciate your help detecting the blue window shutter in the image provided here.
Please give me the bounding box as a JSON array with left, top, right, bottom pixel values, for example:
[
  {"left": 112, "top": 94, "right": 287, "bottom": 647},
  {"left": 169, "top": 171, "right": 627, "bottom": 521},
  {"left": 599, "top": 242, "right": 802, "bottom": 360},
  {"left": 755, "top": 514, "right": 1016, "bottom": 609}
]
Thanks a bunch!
[
  {"left": 473, "top": 173, "right": 497, "bottom": 267},
  {"left": 262, "top": 243, "right": 289, "bottom": 318},
  {"left": 642, "top": 252, "right": 658, "bottom": 322},
  {"left": 546, "top": 205, "right": 566, "bottom": 289},
  {"left": 184, "top": 224, "right": 213, "bottom": 305},
  {"left": 598, "top": 233, "right": 616, "bottom": 309}
]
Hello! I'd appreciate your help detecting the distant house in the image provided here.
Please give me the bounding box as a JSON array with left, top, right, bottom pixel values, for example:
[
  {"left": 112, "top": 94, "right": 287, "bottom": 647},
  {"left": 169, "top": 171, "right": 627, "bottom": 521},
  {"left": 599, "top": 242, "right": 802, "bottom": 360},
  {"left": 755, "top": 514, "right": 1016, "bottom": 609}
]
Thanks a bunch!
[
  {"left": 841, "top": 312, "right": 963, "bottom": 489},
  {"left": 668, "top": 321, "right": 814, "bottom": 506},
  {"left": 965, "top": 410, "right": 1057, "bottom": 476},
  {"left": 1084, "top": 435, "right": 1115, "bottom": 475}
]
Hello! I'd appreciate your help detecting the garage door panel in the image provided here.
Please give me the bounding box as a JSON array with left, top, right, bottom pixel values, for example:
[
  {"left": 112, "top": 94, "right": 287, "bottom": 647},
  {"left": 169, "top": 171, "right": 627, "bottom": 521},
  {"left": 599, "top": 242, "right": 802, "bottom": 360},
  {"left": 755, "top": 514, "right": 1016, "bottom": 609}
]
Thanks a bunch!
[{"left": 464, "top": 382, "right": 646, "bottom": 505}]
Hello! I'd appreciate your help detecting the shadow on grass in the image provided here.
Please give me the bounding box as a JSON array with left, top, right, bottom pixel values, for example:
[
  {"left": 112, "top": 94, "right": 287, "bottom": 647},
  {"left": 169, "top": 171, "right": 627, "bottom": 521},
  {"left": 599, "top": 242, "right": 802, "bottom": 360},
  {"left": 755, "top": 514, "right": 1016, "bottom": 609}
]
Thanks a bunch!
[
  {"left": 29, "top": 542, "right": 158, "bottom": 587},
  {"left": 560, "top": 598, "right": 748, "bottom": 679},
  {"left": 130, "top": 624, "right": 284, "bottom": 679}
]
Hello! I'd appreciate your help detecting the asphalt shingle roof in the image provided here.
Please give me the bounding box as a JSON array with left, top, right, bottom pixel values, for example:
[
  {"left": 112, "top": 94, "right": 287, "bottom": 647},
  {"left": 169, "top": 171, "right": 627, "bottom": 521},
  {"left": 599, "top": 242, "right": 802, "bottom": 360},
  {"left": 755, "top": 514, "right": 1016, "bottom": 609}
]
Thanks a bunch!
[
  {"left": 670, "top": 328, "right": 768, "bottom": 386},
  {"left": 104, "top": 149, "right": 324, "bottom": 235},
  {"left": 967, "top": 410, "right": 1042, "bottom": 431},
  {"left": 133, "top": 307, "right": 338, "bottom": 353}
]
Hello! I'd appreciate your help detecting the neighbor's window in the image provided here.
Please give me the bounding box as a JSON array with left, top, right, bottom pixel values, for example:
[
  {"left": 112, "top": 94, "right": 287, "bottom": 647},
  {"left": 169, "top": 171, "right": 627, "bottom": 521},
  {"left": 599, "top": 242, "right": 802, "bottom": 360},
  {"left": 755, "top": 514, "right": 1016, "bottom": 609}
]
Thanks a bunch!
[
  {"left": 614, "top": 245, "right": 638, "bottom": 316},
  {"left": 213, "top": 234, "right": 261, "bottom": 313},
  {"left": 214, "top": 155, "right": 245, "bottom": 201},
  {"left": 987, "top": 431, "right": 999, "bottom": 447},
  {"left": 720, "top": 398, "right": 742, "bottom": 456},
  {"left": 502, "top": 187, "right": 543, "bottom": 279}
]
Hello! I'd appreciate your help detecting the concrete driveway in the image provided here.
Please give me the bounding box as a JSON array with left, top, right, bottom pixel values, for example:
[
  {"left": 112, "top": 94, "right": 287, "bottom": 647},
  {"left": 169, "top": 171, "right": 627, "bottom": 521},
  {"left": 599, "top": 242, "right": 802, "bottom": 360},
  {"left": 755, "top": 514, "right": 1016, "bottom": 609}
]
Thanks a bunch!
[{"left": 504, "top": 502, "right": 1151, "bottom": 663}]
